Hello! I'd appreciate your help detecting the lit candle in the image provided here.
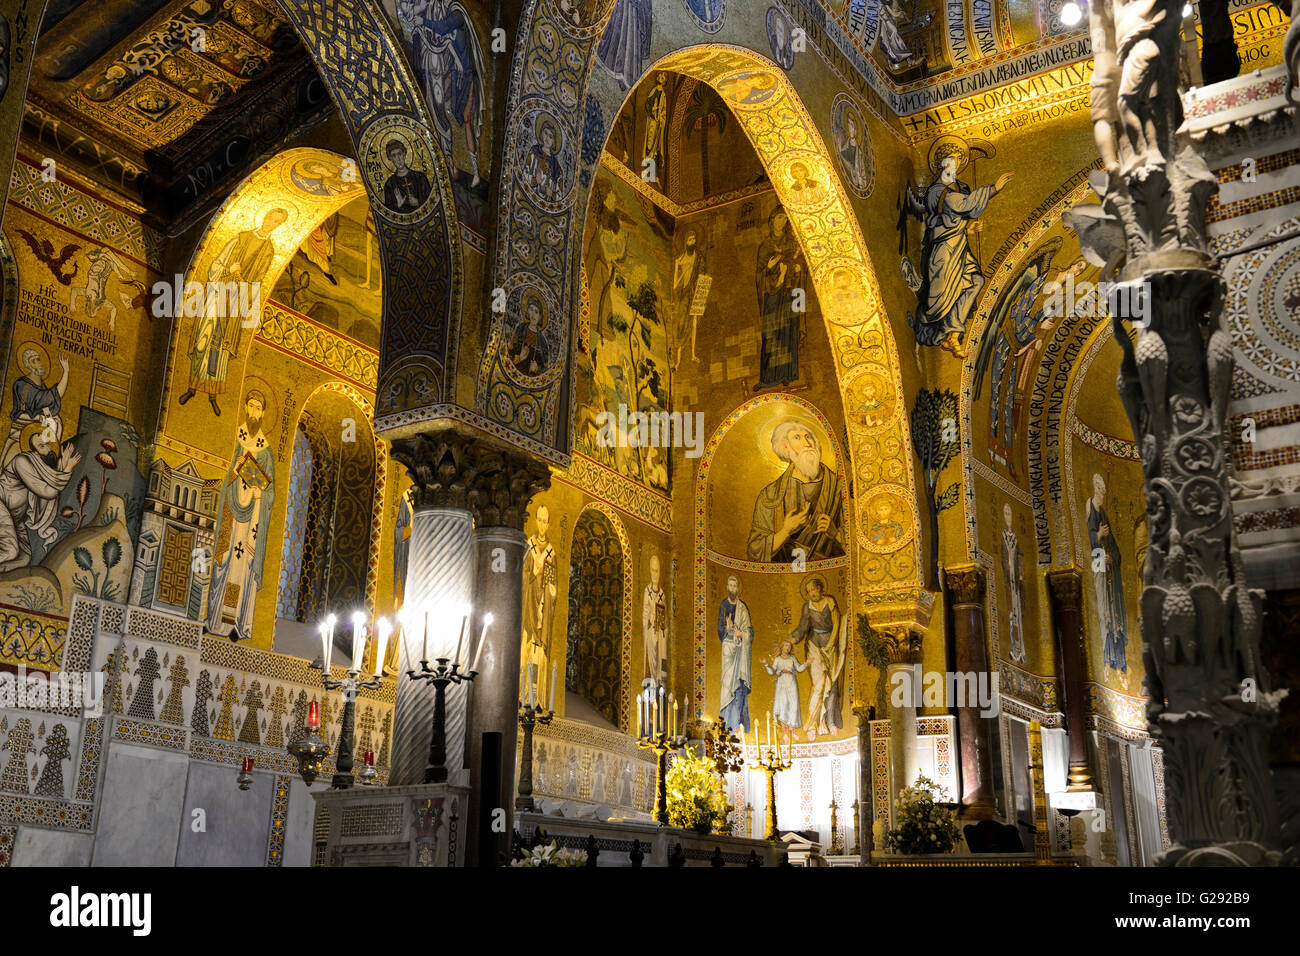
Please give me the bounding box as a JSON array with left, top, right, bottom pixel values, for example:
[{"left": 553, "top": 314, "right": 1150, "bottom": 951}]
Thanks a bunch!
[
  {"left": 422, "top": 611, "right": 430, "bottom": 664},
  {"left": 740, "top": 725, "right": 747, "bottom": 757},
  {"left": 673, "top": 699, "right": 678, "bottom": 739},
  {"left": 351, "top": 610, "right": 366, "bottom": 670},
  {"left": 472, "top": 613, "right": 493, "bottom": 673},
  {"left": 308, "top": 700, "right": 320, "bottom": 729},
  {"left": 318, "top": 621, "right": 329, "bottom": 671},
  {"left": 549, "top": 663, "right": 557, "bottom": 711},
  {"left": 374, "top": 618, "right": 391, "bottom": 678},
  {"left": 324, "top": 614, "right": 337, "bottom": 673},
  {"left": 453, "top": 613, "right": 468, "bottom": 667}
]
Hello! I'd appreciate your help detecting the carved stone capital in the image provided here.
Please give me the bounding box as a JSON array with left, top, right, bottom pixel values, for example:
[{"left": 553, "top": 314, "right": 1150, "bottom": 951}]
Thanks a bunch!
[
  {"left": 1046, "top": 567, "right": 1083, "bottom": 612},
  {"left": 880, "top": 628, "right": 923, "bottom": 666},
  {"left": 944, "top": 565, "right": 986, "bottom": 606},
  {"left": 391, "top": 428, "right": 551, "bottom": 526},
  {"left": 466, "top": 447, "right": 552, "bottom": 531}
]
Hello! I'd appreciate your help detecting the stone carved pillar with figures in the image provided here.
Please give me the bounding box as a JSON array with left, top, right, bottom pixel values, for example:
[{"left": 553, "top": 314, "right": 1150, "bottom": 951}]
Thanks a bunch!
[
  {"left": 465, "top": 447, "right": 550, "bottom": 866},
  {"left": 1067, "top": 0, "right": 1283, "bottom": 864},
  {"left": 387, "top": 431, "right": 482, "bottom": 787},
  {"left": 943, "top": 565, "right": 997, "bottom": 818},
  {"left": 1046, "top": 568, "right": 1095, "bottom": 792}
]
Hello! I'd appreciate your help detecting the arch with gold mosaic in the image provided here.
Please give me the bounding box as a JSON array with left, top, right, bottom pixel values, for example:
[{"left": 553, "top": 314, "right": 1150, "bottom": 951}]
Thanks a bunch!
[
  {"left": 484, "top": 32, "right": 923, "bottom": 595},
  {"left": 155, "top": 148, "right": 370, "bottom": 460},
  {"left": 569, "top": 500, "right": 635, "bottom": 733}
]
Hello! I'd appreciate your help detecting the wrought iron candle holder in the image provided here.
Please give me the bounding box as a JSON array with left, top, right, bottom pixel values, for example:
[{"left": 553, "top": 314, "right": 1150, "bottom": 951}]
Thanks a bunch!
[
  {"left": 318, "top": 666, "right": 382, "bottom": 789},
  {"left": 406, "top": 656, "right": 477, "bottom": 783},
  {"left": 515, "top": 702, "right": 554, "bottom": 812}
]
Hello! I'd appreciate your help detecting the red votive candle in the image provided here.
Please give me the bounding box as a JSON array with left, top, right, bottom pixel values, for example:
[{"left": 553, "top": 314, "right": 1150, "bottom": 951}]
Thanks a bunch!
[
  {"left": 308, "top": 700, "right": 320, "bottom": 729},
  {"left": 365, "top": 751, "right": 375, "bottom": 767},
  {"left": 241, "top": 757, "right": 254, "bottom": 773}
]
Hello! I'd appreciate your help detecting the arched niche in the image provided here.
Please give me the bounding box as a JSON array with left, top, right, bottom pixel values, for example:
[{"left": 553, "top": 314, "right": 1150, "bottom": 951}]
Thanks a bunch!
[
  {"left": 694, "top": 393, "right": 855, "bottom": 732},
  {"left": 484, "top": 30, "right": 922, "bottom": 596},
  {"left": 565, "top": 505, "right": 629, "bottom": 728},
  {"left": 274, "top": 381, "right": 388, "bottom": 635},
  {"left": 156, "top": 148, "right": 370, "bottom": 459}
]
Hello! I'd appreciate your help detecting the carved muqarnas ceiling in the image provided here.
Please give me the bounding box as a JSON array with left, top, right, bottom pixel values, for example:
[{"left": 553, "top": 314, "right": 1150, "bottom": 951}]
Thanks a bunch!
[{"left": 30, "top": 0, "right": 313, "bottom": 166}]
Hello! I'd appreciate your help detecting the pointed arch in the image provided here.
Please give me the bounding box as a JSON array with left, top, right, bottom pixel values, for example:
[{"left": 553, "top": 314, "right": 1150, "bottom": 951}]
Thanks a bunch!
[
  {"left": 485, "top": 31, "right": 922, "bottom": 594},
  {"left": 568, "top": 500, "right": 634, "bottom": 732},
  {"left": 273, "top": 0, "right": 462, "bottom": 424}
]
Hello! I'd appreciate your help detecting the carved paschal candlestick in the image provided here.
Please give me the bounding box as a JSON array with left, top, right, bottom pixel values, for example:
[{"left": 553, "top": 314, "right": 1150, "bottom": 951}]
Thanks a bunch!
[
  {"left": 1067, "top": 0, "right": 1284, "bottom": 864},
  {"left": 515, "top": 702, "right": 554, "bottom": 812}
]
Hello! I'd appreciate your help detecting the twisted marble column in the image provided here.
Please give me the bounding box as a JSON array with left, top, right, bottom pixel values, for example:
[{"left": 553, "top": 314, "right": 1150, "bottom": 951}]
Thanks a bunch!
[{"left": 387, "top": 432, "right": 483, "bottom": 787}]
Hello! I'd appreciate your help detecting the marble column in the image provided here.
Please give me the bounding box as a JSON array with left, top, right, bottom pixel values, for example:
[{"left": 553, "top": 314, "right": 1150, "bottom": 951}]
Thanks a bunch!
[
  {"left": 387, "top": 431, "right": 481, "bottom": 788},
  {"left": 464, "top": 447, "right": 550, "bottom": 866},
  {"left": 1046, "top": 568, "right": 1094, "bottom": 791},
  {"left": 943, "top": 565, "right": 997, "bottom": 818},
  {"left": 852, "top": 702, "right": 873, "bottom": 864},
  {"left": 883, "top": 629, "right": 923, "bottom": 796}
]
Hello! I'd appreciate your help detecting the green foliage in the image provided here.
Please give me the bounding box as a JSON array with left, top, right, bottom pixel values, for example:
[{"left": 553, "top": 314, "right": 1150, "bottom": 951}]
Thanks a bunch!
[
  {"left": 666, "top": 749, "right": 729, "bottom": 834},
  {"left": 886, "top": 775, "right": 960, "bottom": 854},
  {"left": 626, "top": 280, "right": 660, "bottom": 327},
  {"left": 73, "top": 547, "right": 93, "bottom": 572},
  {"left": 910, "top": 387, "right": 960, "bottom": 479},
  {"left": 102, "top": 537, "right": 123, "bottom": 570},
  {"left": 510, "top": 839, "right": 588, "bottom": 867},
  {"left": 10, "top": 583, "right": 58, "bottom": 613},
  {"left": 856, "top": 615, "right": 891, "bottom": 717}
]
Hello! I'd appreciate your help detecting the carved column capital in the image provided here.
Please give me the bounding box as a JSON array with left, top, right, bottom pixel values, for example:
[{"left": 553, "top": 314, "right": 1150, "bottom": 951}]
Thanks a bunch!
[
  {"left": 466, "top": 446, "right": 551, "bottom": 531},
  {"left": 880, "top": 628, "right": 923, "bottom": 666},
  {"left": 944, "top": 565, "right": 986, "bottom": 606},
  {"left": 390, "top": 428, "right": 551, "bottom": 527},
  {"left": 1046, "top": 567, "right": 1083, "bottom": 612}
]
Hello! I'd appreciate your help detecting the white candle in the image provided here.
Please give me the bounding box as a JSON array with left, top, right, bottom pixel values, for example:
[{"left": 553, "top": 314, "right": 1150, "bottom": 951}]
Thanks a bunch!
[
  {"left": 324, "top": 614, "right": 337, "bottom": 673},
  {"left": 637, "top": 699, "right": 642, "bottom": 738},
  {"left": 453, "top": 614, "right": 467, "bottom": 667},
  {"left": 472, "top": 613, "right": 493, "bottom": 673},
  {"left": 673, "top": 699, "right": 678, "bottom": 738},
  {"left": 549, "top": 663, "right": 557, "bottom": 711},
  {"left": 422, "top": 611, "right": 429, "bottom": 664},
  {"left": 351, "top": 611, "right": 366, "bottom": 670},
  {"left": 374, "top": 618, "right": 391, "bottom": 678},
  {"left": 318, "top": 621, "right": 329, "bottom": 672}
]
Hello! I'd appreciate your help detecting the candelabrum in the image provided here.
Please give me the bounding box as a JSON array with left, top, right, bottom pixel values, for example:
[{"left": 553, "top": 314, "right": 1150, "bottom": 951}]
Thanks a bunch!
[
  {"left": 705, "top": 721, "right": 744, "bottom": 834},
  {"left": 753, "top": 742, "right": 792, "bottom": 841},
  {"left": 829, "top": 799, "right": 843, "bottom": 854},
  {"left": 308, "top": 612, "right": 391, "bottom": 789},
  {"left": 638, "top": 729, "right": 686, "bottom": 826},
  {"left": 407, "top": 655, "right": 478, "bottom": 784},
  {"left": 515, "top": 702, "right": 554, "bottom": 812},
  {"left": 318, "top": 667, "right": 382, "bottom": 790}
]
